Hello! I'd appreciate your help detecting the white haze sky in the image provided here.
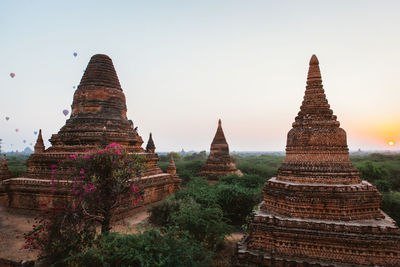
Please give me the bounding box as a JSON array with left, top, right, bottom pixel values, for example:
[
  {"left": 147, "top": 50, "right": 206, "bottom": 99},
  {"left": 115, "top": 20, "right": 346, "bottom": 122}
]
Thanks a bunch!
[{"left": 0, "top": 0, "right": 399, "bottom": 152}]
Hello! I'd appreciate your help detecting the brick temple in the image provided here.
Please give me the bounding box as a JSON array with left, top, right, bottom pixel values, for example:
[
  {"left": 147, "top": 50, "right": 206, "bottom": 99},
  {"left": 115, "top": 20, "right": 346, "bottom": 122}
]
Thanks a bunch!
[
  {"left": 234, "top": 55, "right": 400, "bottom": 266},
  {"left": 200, "top": 119, "right": 242, "bottom": 179},
  {"left": 0, "top": 54, "right": 181, "bottom": 212},
  {"left": 0, "top": 155, "right": 11, "bottom": 181}
]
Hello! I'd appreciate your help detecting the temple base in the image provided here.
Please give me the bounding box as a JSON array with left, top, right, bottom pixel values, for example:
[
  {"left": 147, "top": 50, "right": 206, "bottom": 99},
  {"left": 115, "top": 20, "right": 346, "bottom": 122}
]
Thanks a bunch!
[
  {"left": 0, "top": 174, "right": 181, "bottom": 215},
  {"left": 233, "top": 204, "right": 400, "bottom": 267}
]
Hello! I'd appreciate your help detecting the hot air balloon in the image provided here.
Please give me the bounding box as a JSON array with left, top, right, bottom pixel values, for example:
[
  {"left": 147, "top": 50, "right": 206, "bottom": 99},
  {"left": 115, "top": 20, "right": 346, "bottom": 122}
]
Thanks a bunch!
[
  {"left": 63, "top": 109, "right": 69, "bottom": 116},
  {"left": 10, "top": 73, "right": 15, "bottom": 78},
  {"left": 15, "top": 129, "right": 19, "bottom": 132},
  {"left": 73, "top": 86, "right": 76, "bottom": 89},
  {"left": 23, "top": 140, "right": 26, "bottom": 143},
  {"left": 34, "top": 131, "right": 38, "bottom": 135},
  {"left": 73, "top": 52, "right": 77, "bottom": 57},
  {"left": 5, "top": 117, "right": 9, "bottom": 121}
]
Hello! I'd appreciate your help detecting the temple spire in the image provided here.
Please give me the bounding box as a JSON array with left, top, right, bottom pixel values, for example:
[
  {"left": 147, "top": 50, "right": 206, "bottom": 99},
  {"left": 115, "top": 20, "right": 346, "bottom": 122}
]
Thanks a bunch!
[
  {"left": 307, "top": 54, "right": 322, "bottom": 83},
  {"left": 146, "top": 133, "right": 155, "bottom": 153},
  {"left": 34, "top": 129, "right": 45, "bottom": 153},
  {"left": 78, "top": 54, "right": 121, "bottom": 90},
  {"left": 212, "top": 119, "right": 227, "bottom": 145},
  {"left": 294, "top": 54, "right": 336, "bottom": 127},
  {"left": 201, "top": 119, "right": 242, "bottom": 179},
  {"left": 167, "top": 154, "right": 177, "bottom": 175}
]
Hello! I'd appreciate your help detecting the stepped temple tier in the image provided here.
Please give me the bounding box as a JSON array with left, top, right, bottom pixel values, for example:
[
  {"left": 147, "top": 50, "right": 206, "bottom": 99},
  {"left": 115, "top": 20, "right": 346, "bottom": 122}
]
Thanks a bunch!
[
  {"left": 0, "top": 54, "right": 181, "bottom": 212},
  {"left": 200, "top": 119, "right": 242, "bottom": 180},
  {"left": 234, "top": 55, "right": 400, "bottom": 266}
]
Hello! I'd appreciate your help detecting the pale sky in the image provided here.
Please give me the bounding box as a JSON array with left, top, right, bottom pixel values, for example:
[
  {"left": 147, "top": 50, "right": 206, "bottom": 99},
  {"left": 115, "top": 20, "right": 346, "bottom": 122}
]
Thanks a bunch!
[{"left": 1, "top": 1, "right": 399, "bottom": 152}]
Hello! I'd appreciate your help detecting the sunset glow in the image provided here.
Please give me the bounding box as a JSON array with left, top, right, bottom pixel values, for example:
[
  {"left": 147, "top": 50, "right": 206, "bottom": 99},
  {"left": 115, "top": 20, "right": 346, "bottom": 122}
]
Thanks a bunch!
[{"left": 1, "top": 1, "right": 400, "bottom": 152}]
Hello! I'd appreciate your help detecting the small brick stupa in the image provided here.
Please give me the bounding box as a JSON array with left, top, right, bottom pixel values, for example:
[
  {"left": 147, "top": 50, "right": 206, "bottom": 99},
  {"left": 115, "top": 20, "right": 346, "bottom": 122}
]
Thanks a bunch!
[
  {"left": 234, "top": 55, "right": 400, "bottom": 266},
  {"left": 0, "top": 54, "right": 180, "bottom": 211},
  {"left": 200, "top": 119, "right": 242, "bottom": 180},
  {"left": 0, "top": 155, "right": 11, "bottom": 181},
  {"left": 167, "top": 154, "right": 177, "bottom": 175}
]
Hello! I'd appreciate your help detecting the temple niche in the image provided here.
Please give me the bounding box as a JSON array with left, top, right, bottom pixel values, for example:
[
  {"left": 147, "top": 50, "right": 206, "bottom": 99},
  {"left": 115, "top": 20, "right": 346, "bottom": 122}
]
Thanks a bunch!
[
  {"left": 0, "top": 54, "right": 181, "bottom": 212},
  {"left": 234, "top": 55, "right": 400, "bottom": 266},
  {"left": 200, "top": 119, "right": 242, "bottom": 180},
  {"left": 0, "top": 155, "right": 11, "bottom": 181}
]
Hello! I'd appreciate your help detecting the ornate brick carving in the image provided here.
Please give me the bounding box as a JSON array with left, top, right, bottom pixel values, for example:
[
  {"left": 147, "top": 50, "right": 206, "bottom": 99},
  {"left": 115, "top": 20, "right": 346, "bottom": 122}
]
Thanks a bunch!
[
  {"left": 200, "top": 119, "right": 242, "bottom": 180},
  {"left": 234, "top": 55, "right": 400, "bottom": 266}
]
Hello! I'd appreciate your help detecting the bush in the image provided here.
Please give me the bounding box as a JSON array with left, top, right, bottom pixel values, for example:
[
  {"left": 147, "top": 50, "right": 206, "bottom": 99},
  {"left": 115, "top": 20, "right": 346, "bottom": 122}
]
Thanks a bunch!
[
  {"left": 5, "top": 154, "right": 29, "bottom": 177},
  {"left": 357, "top": 161, "right": 389, "bottom": 184},
  {"left": 158, "top": 160, "right": 205, "bottom": 185},
  {"left": 24, "top": 202, "right": 97, "bottom": 265},
  {"left": 220, "top": 174, "right": 267, "bottom": 189},
  {"left": 235, "top": 155, "right": 282, "bottom": 177},
  {"left": 148, "top": 197, "right": 183, "bottom": 227},
  {"left": 65, "top": 228, "right": 214, "bottom": 267},
  {"left": 170, "top": 198, "right": 232, "bottom": 250},
  {"left": 174, "top": 178, "right": 218, "bottom": 208},
  {"left": 214, "top": 184, "right": 259, "bottom": 226},
  {"left": 381, "top": 191, "right": 400, "bottom": 225},
  {"left": 376, "top": 179, "right": 392, "bottom": 192}
]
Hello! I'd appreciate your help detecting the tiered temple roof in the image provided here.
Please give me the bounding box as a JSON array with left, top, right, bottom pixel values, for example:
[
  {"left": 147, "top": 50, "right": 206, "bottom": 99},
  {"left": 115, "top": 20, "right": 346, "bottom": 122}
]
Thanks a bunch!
[
  {"left": 200, "top": 119, "right": 242, "bottom": 180},
  {"left": 0, "top": 54, "right": 180, "bottom": 212},
  {"left": 234, "top": 55, "right": 400, "bottom": 266}
]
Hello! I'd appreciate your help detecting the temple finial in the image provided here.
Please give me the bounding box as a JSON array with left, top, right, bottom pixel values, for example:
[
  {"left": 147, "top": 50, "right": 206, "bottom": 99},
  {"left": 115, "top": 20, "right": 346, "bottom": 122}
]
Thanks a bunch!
[
  {"left": 212, "top": 119, "right": 227, "bottom": 145},
  {"left": 294, "top": 55, "right": 335, "bottom": 126},
  {"left": 307, "top": 54, "right": 322, "bottom": 83},
  {"left": 146, "top": 132, "right": 155, "bottom": 153},
  {"left": 34, "top": 129, "right": 45, "bottom": 153},
  {"left": 167, "top": 153, "right": 177, "bottom": 175},
  {"left": 309, "top": 54, "right": 319, "bottom": 65}
]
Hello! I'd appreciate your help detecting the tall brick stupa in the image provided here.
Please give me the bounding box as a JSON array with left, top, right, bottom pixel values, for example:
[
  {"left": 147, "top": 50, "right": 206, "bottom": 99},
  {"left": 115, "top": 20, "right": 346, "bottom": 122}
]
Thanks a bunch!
[
  {"left": 0, "top": 54, "right": 181, "bottom": 211},
  {"left": 200, "top": 119, "right": 242, "bottom": 180},
  {"left": 234, "top": 55, "right": 400, "bottom": 266}
]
